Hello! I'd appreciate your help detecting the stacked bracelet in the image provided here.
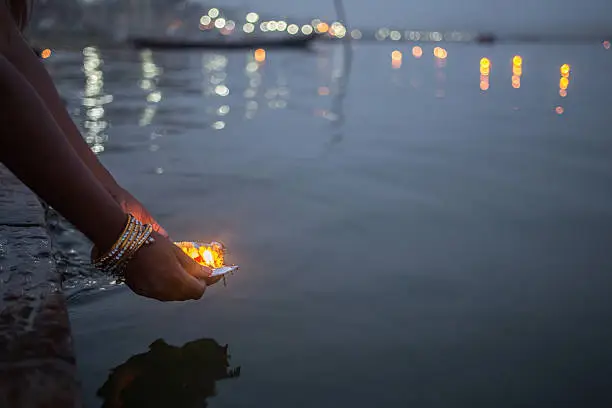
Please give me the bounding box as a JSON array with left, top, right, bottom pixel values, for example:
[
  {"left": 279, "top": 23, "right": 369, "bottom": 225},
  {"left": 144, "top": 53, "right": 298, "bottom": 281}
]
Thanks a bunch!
[{"left": 92, "top": 213, "right": 156, "bottom": 276}]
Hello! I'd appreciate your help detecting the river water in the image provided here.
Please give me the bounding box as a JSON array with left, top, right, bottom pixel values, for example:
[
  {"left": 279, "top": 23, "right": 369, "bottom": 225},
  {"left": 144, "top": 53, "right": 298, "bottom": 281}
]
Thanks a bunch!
[{"left": 42, "top": 36, "right": 612, "bottom": 407}]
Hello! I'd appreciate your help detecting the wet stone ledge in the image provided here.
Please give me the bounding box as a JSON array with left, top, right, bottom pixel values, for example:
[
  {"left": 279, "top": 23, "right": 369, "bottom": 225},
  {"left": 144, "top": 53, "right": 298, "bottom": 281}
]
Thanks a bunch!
[{"left": 0, "top": 165, "right": 81, "bottom": 408}]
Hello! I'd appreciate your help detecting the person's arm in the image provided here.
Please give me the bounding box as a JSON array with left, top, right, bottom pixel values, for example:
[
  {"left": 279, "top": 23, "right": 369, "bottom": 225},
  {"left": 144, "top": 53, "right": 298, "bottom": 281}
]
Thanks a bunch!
[
  {"left": 0, "top": 5, "right": 167, "bottom": 236},
  {"left": 0, "top": 53, "right": 126, "bottom": 251},
  {"left": 0, "top": 53, "right": 208, "bottom": 301}
]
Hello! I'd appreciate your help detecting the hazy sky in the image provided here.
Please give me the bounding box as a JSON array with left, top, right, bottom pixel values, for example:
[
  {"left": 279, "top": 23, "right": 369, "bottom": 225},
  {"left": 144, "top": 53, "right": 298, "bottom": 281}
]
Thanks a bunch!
[{"left": 222, "top": 0, "right": 612, "bottom": 33}]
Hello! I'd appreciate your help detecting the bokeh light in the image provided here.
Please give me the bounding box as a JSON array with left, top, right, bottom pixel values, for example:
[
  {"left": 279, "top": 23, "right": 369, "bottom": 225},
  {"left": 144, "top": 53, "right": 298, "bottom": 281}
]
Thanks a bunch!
[
  {"left": 555, "top": 106, "right": 564, "bottom": 115},
  {"left": 412, "top": 46, "right": 423, "bottom": 58},
  {"left": 480, "top": 58, "right": 491, "bottom": 91},
  {"left": 390, "top": 30, "right": 402, "bottom": 41},
  {"left": 512, "top": 55, "right": 522, "bottom": 89},
  {"left": 246, "top": 12, "right": 259, "bottom": 23},
  {"left": 560, "top": 64, "right": 570, "bottom": 77},
  {"left": 391, "top": 50, "right": 402, "bottom": 69},
  {"left": 301, "top": 25, "right": 314, "bottom": 35},
  {"left": 351, "top": 29, "right": 362, "bottom": 40},
  {"left": 200, "top": 15, "right": 211, "bottom": 26},
  {"left": 433, "top": 47, "right": 447, "bottom": 59},
  {"left": 316, "top": 22, "right": 329, "bottom": 34},
  {"left": 41, "top": 48, "right": 52, "bottom": 59},
  {"left": 604, "top": 41, "right": 611, "bottom": 50},
  {"left": 254, "top": 48, "right": 266, "bottom": 63},
  {"left": 480, "top": 57, "right": 491, "bottom": 71},
  {"left": 287, "top": 24, "right": 299, "bottom": 35},
  {"left": 214, "top": 18, "right": 226, "bottom": 29},
  {"left": 214, "top": 84, "right": 229, "bottom": 96},
  {"left": 559, "top": 89, "right": 567, "bottom": 97},
  {"left": 243, "top": 23, "right": 255, "bottom": 33},
  {"left": 208, "top": 8, "right": 220, "bottom": 18},
  {"left": 560, "top": 77, "right": 569, "bottom": 90}
]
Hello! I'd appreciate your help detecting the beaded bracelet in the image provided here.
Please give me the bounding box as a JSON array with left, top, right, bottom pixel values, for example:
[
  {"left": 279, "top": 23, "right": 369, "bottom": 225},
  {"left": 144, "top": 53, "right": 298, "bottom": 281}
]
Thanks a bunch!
[{"left": 92, "top": 213, "right": 156, "bottom": 277}]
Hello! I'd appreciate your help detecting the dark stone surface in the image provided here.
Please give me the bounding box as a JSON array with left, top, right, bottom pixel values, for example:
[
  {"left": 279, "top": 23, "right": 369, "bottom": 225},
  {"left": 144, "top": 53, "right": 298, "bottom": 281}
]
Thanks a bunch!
[{"left": 0, "top": 165, "right": 82, "bottom": 408}]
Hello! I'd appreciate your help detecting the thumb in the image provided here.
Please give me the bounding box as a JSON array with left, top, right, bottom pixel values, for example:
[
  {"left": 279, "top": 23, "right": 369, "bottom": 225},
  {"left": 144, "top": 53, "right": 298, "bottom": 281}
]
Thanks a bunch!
[{"left": 173, "top": 245, "right": 213, "bottom": 280}]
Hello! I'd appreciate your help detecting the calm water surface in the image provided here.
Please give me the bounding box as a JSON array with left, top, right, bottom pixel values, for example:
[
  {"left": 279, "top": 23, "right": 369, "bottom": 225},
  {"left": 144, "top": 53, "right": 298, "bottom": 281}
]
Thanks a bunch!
[{"left": 45, "top": 42, "right": 612, "bottom": 407}]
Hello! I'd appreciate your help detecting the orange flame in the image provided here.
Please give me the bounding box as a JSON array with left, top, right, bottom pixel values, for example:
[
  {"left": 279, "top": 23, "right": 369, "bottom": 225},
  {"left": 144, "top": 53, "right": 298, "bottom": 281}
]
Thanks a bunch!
[{"left": 176, "top": 241, "right": 225, "bottom": 268}]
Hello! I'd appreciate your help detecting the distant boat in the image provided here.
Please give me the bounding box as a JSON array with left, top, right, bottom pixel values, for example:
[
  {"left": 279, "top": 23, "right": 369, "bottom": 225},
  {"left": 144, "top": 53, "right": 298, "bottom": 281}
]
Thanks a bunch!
[{"left": 128, "top": 32, "right": 318, "bottom": 50}]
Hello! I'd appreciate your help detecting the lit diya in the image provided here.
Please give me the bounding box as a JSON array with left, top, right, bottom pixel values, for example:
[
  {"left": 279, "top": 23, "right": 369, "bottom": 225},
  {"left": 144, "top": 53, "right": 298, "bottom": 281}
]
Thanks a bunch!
[{"left": 175, "top": 241, "right": 239, "bottom": 278}]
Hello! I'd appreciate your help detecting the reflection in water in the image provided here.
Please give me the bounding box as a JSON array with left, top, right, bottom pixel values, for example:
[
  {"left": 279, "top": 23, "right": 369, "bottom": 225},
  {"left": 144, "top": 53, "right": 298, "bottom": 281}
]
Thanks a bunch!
[
  {"left": 139, "top": 50, "right": 162, "bottom": 127},
  {"left": 480, "top": 57, "right": 491, "bottom": 91},
  {"left": 97, "top": 338, "right": 240, "bottom": 408},
  {"left": 391, "top": 49, "right": 402, "bottom": 69},
  {"left": 434, "top": 47, "right": 448, "bottom": 98},
  {"left": 202, "top": 53, "right": 229, "bottom": 130},
  {"left": 512, "top": 55, "right": 522, "bottom": 89},
  {"left": 557, "top": 63, "right": 571, "bottom": 113},
  {"left": 82, "top": 46, "right": 112, "bottom": 154}
]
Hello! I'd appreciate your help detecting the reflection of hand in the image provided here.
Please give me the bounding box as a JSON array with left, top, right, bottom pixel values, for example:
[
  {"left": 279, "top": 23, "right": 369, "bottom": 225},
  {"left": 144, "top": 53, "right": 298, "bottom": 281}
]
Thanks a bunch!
[
  {"left": 109, "top": 186, "right": 169, "bottom": 238},
  {"left": 97, "top": 338, "right": 240, "bottom": 408},
  {"left": 123, "top": 232, "right": 211, "bottom": 301}
]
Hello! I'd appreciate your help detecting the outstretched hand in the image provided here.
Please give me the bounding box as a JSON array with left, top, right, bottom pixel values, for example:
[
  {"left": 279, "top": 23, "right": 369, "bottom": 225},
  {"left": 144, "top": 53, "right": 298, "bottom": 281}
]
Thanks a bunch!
[{"left": 124, "top": 231, "right": 212, "bottom": 301}]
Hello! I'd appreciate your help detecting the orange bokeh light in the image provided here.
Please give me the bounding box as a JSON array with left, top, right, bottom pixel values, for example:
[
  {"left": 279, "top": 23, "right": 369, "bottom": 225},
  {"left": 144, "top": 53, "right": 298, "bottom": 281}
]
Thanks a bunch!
[
  {"left": 480, "top": 80, "right": 489, "bottom": 91},
  {"left": 434, "top": 47, "right": 448, "bottom": 59},
  {"left": 480, "top": 58, "right": 491, "bottom": 69},
  {"left": 254, "top": 48, "right": 266, "bottom": 62},
  {"left": 412, "top": 46, "right": 423, "bottom": 58},
  {"left": 316, "top": 22, "right": 329, "bottom": 33},
  {"left": 560, "top": 64, "right": 570, "bottom": 77},
  {"left": 512, "top": 55, "right": 522, "bottom": 66},
  {"left": 559, "top": 77, "right": 569, "bottom": 90},
  {"left": 555, "top": 106, "right": 564, "bottom": 115},
  {"left": 512, "top": 75, "right": 521, "bottom": 89},
  {"left": 391, "top": 50, "right": 402, "bottom": 61},
  {"left": 41, "top": 48, "right": 52, "bottom": 59},
  {"left": 513, "top": 66, "right": 522, "bottom": 76}
]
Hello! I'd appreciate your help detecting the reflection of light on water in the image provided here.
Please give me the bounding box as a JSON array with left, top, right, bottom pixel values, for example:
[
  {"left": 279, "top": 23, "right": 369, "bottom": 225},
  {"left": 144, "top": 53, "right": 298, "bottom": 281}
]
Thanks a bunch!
[
  {"left": 82, "top": 46, "right": 111, "bottom": 154},
  {"left": 557, "top": 63, "right": 570, "bottom": 111},
  {"left": 512, "top": 55, "right": 522, "bottom": 89},
  {"left": 480, "top": 57, "right": 491, "bottom": 91},
  {"left": 202, "top": 54, "right": 230, "bottom": 129},
  {"left": 434, "top": 49, "right": 447, "bottom": 98},
  {"left": 244, "top": 53, "right": 261, "bottom": 119},
  {"left": 391, "top": 50, "right": 402, "bottom": 69},
  {"left": 139, "top": 50, "right": 162, "bottom": 127},
  {"left": 254, "top": 48, "right": 266, "bottom": 63}
]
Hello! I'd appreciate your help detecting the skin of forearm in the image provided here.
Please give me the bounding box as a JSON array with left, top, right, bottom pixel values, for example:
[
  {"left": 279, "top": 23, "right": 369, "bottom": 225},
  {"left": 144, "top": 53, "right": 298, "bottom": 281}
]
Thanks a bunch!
[
  {"left": 1, "top": 17, "right": 119, "bottom": 189},
  {"left": 0, "top": 54, "right": 126, "bottom": 252}
]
